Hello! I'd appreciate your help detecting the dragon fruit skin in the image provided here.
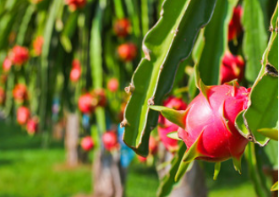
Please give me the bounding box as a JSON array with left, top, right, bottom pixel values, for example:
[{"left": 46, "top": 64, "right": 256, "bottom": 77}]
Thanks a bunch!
[
  {"left": 158, "top": 96, "right": 187, "bottom": 152},
  {"left": 177, "top": 85, "right": 250, "bottom": 162}
]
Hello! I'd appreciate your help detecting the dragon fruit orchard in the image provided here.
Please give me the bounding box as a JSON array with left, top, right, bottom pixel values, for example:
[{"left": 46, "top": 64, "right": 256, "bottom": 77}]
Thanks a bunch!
[{"left": 152, "top": 84, "right": 251, "bottom": 174}]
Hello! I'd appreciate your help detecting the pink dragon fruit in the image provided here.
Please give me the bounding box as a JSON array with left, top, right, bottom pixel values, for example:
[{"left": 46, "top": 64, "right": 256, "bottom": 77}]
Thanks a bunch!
[
  {"left": 81, "top": 136, "right": 94, "bottom": 151},
  {"left": 158, "top": 96, "right": 187, "bottom": 152},
  {"left": 221, "top": 51, "right": 245, "bottom": 84},
  {"left": 152, "top": 84, "right": 251, "bottom": 174},
  {"left": 228, "top": 6, "right": 243, "bottom": 41}
]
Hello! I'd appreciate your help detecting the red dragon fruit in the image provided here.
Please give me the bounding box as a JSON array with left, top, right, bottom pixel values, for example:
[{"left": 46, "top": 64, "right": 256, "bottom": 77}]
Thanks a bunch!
[
  {"left": 33, "top": 36, "right": 44, "bottom": 56},
  {"left": 2, "top": 57, "right": 12, "bottom": 72},
  {"left": 0, "top": 87, "right": 5, "bottom": 105},
  {"left": 10, "top": 45, "right": 29, "bottom": 66},
  {"left": 158, "top": 96, "right": 187, "bottom": 152},
  {"left": 107, "top": 78, "right": 119, "bottom": 92},
  {"left": 17, "top": 106, "right": 30, "bottom": 125},
  {"left": 93, "top": 88, "right": 106, "bottom": 107},
  {"left": 228, "top": 6, "right": 243, "bottom": 41},
  {"left": 13, "top": 84, "right": 28, "bottom": 102},
  {"left": 117, "top": 43, "right": 137, "bottom": 62},
  {"left": 78, "top": 93, "right": 97, "bottom": 114},
  {"left": 81, "top": 136, "right": 94, "bottom": 151},
  {"left": 220, "top": 51, "right": 245, "bottom": 84},
  {"left": 152, "top": 84, "right": 250, "bottom": 174},
  {"left": 26, "top": 117, "right": 39, "bottom": 135},
  {"left": 70, "top": 59, "right": 81, "bottom": 82},
  {"left": 102, "top": 131, "right": 119, "bottom": 151},
  {"left": 113, "top": 19, "right": 131, "bottom": 38},
  {"left": 65, "top": 0, "right": 86, "bottom": 11}
]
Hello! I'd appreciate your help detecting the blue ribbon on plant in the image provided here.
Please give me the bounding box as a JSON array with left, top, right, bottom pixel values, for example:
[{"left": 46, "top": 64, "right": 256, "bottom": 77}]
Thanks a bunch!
[{"left": 118, "top": 124, "right": 135, "bottom": 168}]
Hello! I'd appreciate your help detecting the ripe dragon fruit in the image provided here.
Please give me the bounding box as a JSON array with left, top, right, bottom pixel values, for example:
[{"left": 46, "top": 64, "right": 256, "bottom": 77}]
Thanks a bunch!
[
  {"left": 33, "top": 36, "right": 44, "bottom": 56},
  {"left": 228, "top": 6, "right": 243, "bottom": 41},
  {"left": 220, "top": 51, "right": 245, "bottom": 84},
  {"left": 117, "top": 43, "right": 137, "bottom": 62},
  {"left": 81, "top": 136, "right": 94, "bottom": 151},
  {"left": 113, "top": 19, "right": 131, "bottom": 38},
  {"left": 2, "top": 57, "right": 12, "bottom": 72},
  {"left": 26, "top": 117, "right": 39, "bottom": 135},
  {"left": 17, "top": 106, "right": 30, "bottom": 125},
  {"left": 13, "top": 84, "right": 28, "bottom": 102},
  {"left": 65, "top": 0, "right": 86, "bottom": 11},
  {"left": 70, "top": 59, "right": 82, "bottom": 82},
  {"left": 107, "top": 78, "right": 119, "bottom": 92},
  {"left": 0, "top": 87, "right": 5, "bottom": 105},
  {"left": 151, "top": 84, "right": 250, "bottom": 176},
  {"left": 10, "top": 45, "right": 29, "bottom": 66},
  {"left": 158, "top": 96, "right": 187, "bottom": 152},
  {"left": 102, "top": 131, "right": 119, "bottom": 151},
  {"left": 78, "top": 93, "right": 97, "bottom": 114}
]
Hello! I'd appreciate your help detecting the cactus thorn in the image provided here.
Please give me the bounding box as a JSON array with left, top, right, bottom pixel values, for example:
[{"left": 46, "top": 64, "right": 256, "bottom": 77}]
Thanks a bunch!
[
  {"left": 124, "top": 83, "right": 135, "bottom": 94},
  {"left": 269, "top": 26, "right": 274, "bottom": 32},
  {"left": 142, "top": 45, "right": 151, "bottom": 61},
  {"left": 120, "top": 119, "right": 128, "bottom": 128},
  {"left": 148, "top": 97, "right": 155, "bottom": 105}
]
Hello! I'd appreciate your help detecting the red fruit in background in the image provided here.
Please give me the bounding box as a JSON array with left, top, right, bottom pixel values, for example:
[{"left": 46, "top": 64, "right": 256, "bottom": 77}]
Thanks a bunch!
[
  {"left": 149, "top": 136, "right": 158, "bottom": 155},
  {"left": 2, "top": 57, "right": 12, "bottom": 72},
  {"left": 0, "top": 87, "right": 5, "bottom": 105},
  {"left": 102, "top": 131, "right": 118, "bottom": 151},
  {"left": 17, "top": 106, "right": 30, "bottom": 125},
  {"left": 81, "top": 136, "right": 94, "bottom": 151},
  {"left": 221, "top": 51, "right": 245, "bottom": 84},
  {"left": 31, "top": 0, "right": 43, "bottom": 4},
  {"left": 158, "top": 96, "right": 187, "bottom": 152},
  {"left": 70, "top": 59, "right": 81, "bottom": 82},
  {"left": 228, "top": 6, "right": 243, "bottom": 41},
  {"left": 10, "top": 45, "right": 29, "bottom": 66},
  {"left": 94, "top": 89, "right": 106, "bottom": 107},
  {"left": 137, "top": 155, "right": 147, "bottom": 163},
  {"left": 117, "top": 43, "right": 137, "bottom": 62},
  {"left": 107, "top": 78, "right": 119, "bottom": 92},
  {"left": 33, "top": 36, "right": 44, "bottom": 56},
  {"left": 78, "top": 93, "right": 97, "bottom": 114},
  {"left": 26, "top": 117, "right": 39, "bottom": 135},
  {"left": 13, "top": 84, "right": 28, "bottom": 102},
  {"left": 113, "top": 19, "right": 131, "bottom": 38},
  {"left": 177, "top": 85, "right": 250, "bottom": 162},
  {"left": 65, "top": 0, "right": 86, "bottom": 11}
]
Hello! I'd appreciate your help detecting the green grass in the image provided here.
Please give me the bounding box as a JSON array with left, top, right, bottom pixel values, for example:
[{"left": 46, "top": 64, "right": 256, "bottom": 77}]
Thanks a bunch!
[{"left": 0, "top": 121, "right": 257, "bottom": 197}]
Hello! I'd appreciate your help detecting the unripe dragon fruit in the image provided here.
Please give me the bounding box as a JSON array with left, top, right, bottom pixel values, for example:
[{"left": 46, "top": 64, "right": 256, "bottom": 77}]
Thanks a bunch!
[
  {"left": 158, "top": 96, "right": 187, "bottom": 152},
  {"left": 152, "top": 84, "right": 250, "bottom": 174},
  {"left": 228, "top": 6, "right": 243, "bottom": 41},
  {"left": 10, "top": 45, "right": 29, "bottom": 66},
  {"left": 113, "top": 19, "right": 131, "bottom": 38},
  {"left": 102, "top": 131, "right": 119, "bottom": 151},
  {"left": 220, "top": 51, "right": 245, "bottom": 84},
  {"left": 81, "top": 136, "right": 94, "bottom": 151},
  {"left": 117, "top": 43, "right": 137, "bottom": 62},
  {"left": 17, "top": 106, "right": 30, "bottom": 125},
  {"left": 78, "top": 93, "right": 97, "bottom": 114}
]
